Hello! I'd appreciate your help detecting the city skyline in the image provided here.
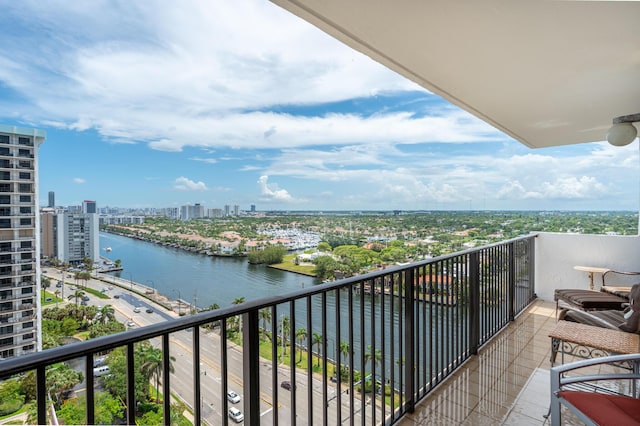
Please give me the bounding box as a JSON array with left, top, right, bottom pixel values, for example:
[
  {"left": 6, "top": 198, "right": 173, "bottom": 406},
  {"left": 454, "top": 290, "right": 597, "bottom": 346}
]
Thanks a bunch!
[{"left": 0, "top": 1, "right": 638, "bottom": 211}]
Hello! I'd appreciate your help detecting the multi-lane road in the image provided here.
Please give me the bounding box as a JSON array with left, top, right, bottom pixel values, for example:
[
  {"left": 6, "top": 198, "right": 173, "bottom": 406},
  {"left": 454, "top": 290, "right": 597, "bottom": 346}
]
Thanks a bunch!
[{"left": 45, "top": 269, "right": 380, "bottom": 425}]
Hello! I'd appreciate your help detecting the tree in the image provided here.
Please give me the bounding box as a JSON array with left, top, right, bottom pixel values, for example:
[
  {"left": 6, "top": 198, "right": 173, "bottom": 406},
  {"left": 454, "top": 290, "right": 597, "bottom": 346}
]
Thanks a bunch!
[
  {"left": 41, "top": 276, "right": 51, "bottom": 301},
  {"left": 68, "top": 289, "right": 85, "bottom": 306},
  {"left": 280, "top": 316, "right": 290, "bottom": 356},
  {"left": 96, "top": 304, "right": 116, "bottom": 324},
  {"left": 140, "top": 345, "right": 176, "bottom": 403},
  {"left": 47, "top": 364, "right": 83, "bottom": 407},
  {"left": 312, "top": 332, "right": 323, "bottom": 366},
  {"left": 317, "top": 242, "right": 332, "bottom": 252},
  {"left": 296, "top": 328, "right": 307, "bottom": 362},
  {"left": 258, "top": 308, "right": 271, "bottom": 342}
]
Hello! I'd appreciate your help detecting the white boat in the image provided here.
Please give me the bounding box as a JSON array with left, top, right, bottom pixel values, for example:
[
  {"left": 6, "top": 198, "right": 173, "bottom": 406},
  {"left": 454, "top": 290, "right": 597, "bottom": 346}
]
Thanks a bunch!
[{"left": 104, "top": 247, "right": 112, "bottom": 252}]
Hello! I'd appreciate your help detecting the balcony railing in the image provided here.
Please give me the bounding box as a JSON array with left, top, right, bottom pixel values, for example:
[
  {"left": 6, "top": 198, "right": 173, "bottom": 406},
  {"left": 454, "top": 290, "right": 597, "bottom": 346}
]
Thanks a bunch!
[{"left": 0, "top": 235, "right": 535, "bottom": 425}]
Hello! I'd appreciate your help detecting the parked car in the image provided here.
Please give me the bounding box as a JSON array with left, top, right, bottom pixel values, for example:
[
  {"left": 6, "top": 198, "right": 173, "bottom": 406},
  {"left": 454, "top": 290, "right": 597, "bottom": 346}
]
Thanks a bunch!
[
  {"left": 56, "top": 282, "right": 62, "bottom": 288},
  {"left": 146, "top": 308, "right": 153, "bottom": 313},
  {"left": 113, "top": 294, "right": 120, "bottom": 299},
  {"left": 227, "top": 390, "right": 241, "bottom": 404},
  {"left": 228, "top": 407, "right": 244, "bottom": 423},
  {"left": 281, "top": 380, "right": 293, "bottom": 391},
  {"left": 82, "top": 296, "right": 90, "bottom": 301},
  {"left": 133, "top": 307, "right": 141, "bottom": 313},
  {"left": 126, "top": 321, "right": 136, "bottom": 328}
]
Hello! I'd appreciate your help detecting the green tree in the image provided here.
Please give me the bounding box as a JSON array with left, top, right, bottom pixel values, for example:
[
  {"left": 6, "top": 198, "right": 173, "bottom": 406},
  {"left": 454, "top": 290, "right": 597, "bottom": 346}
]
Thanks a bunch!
[
  {"left": 96, "top": 304, "right": 116, "bottom": 324},
  {"left": 47, "top": 364, "right": 83, "bottom": 407},
  {"left": 296, "top": 328, "right": 307, "bottom": 362},
  {"left": 258, "top": 308, "right": 271, "bottom": 341},
  {"left": 312, "top": 332, "right": 323, "bottom": 366},
  {"left": 317, "top": 242, "right": 332, "bottom": 252},
  {"left": 140, "top": 345, "right": 176, "bottom": 403}
]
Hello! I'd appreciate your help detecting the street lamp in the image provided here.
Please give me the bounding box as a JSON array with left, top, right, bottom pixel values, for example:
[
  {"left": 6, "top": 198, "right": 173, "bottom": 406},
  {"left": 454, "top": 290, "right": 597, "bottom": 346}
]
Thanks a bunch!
[
  {"left": 146, "top": 280, "right": 155, "bottom": 295},
  {"left": 173, "top": 289, "right": 182, "bottom": 315}
]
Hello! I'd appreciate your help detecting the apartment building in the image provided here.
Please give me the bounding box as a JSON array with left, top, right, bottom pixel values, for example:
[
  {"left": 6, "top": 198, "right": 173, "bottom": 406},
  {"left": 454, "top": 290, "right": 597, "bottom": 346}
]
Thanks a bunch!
[{"left": 0, "top": 124, "right": 45, "bottom": 358}]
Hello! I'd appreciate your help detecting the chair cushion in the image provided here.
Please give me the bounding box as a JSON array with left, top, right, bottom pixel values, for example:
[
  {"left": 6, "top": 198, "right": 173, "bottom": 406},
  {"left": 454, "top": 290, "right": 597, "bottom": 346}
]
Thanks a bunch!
[
  {"left": 555, "top": 289, "right": 628, "bottom": 310},
  {"left": 558, "top": 390, "right": 640, "bottom": 425},
  {"left": 560, "top": 309, "right": 626, "bottom": 330}
]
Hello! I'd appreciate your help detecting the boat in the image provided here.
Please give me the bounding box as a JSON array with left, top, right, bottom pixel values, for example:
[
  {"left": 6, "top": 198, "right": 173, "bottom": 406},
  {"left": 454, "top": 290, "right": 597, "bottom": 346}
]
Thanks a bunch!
[{"left": 104, "top": 247, "right": 112, "bottom": 252}]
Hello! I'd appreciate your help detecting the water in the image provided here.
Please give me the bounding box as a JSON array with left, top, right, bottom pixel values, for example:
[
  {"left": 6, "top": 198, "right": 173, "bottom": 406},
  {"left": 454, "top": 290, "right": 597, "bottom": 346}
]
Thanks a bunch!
[
  {"left": 99, "top": 232, "right": 320, "bottom": 309},
  {"left": 99, "top": 232, "right": 457, "bottom": 377}
]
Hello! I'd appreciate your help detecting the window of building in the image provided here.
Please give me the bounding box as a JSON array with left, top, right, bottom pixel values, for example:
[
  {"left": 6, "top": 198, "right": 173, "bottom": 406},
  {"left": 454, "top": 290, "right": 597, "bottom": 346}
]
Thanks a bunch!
[
  {"left": 22, "top": 333, "right": 33, "bottom": 340},
  {"left": 0, "top": 208, "right": 10, "bottom": 217},
  {"left": 21, "top": 310, "right": 32, "bottom": 318},
  {"left": 0, "top": 135, "right": 9, "bottom": 144},
  {"left": 19, "top": 218, "right": 31, "bottom": 226},
  {"left": 0, "top": 326, "right": 13, "bottom": 335},
  {"left": 22, "top": 321, "right": 33, "bottom": 328},
  {"left": 20, "top": 264, "right": 32, "bottom": 272},
  {"left": 18, "top": 160, "right": 31, "bottom": 169},
  {"left": 19, "top": 195, "right": 30, "bottom": 203},
  {"left": 18, "top": 172, "right": 30, "bottom": 179},
  {"left": 17, "top": 149, "right": 31, "bottom": 158},
  {"left": 0, "top": 196, "right": 9, "bottom": 204},
  {"left": 18, "top": 183, "right": 31, "bottom": 192},
  {"left": 19, "top": 206, "right": 31, "bottom": 214},
  {"left": 17, "top": 137, "right": 31, "bottom": 145},
  {"left": 21, "top": 287, "right": 32, "bottom": 295},
  {"left": 0, "top": 219, "right": 10, "bottom": 229},
  {"left": 0, "top": 184, "right": 11, "bottom": 192},
  {"left": 0, "top": 337, "right": 13, "bottom": 347},
  {"left": 22, "top": 345, "right": 33, "bottom": 351},
  {"left": 0, "top": 349, "right": 14, "bottom": 358}
]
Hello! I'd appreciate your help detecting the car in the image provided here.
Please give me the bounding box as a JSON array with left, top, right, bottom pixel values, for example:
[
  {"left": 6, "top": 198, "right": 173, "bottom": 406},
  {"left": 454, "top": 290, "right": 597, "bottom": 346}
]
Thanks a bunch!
[
  {"left": 145, "top": 308, "right": 153, "bottom": 313},
  {"left": 280, "top": 380, "right": 293, "bottom": 391},
  {"left": 80, "top": 300, "right": 88, "bottom": 306},
  {"left": 70, "top": 286, "right": 76, "bottom": 290},
  {"left": 56, "top": 282, "right": 62, "bottom": 288},
  {"left": 228, "top": 407, "right": 244, "bottom": 423},
  {"left": 133, "top": 307, "right": 141, "bottom": 313},
  {"left": 108, "top": 286, "right": 113, "bottom": 290},
  {"left": 227, "top": 390, "right": 241, "bottom": 404},
  {"left": 113, "top": 294, "right": 120, "bottom": 299},
  {"left": 42, "top": 270, "right": 48, "bottom": 273},
  {"left": 82, "top": 296, "right": 90, "bottom": 301},
  {"left": 44, "top": 297, "right": 52, "bottom": 302},
  {"left": 126, "top": 320, "right": 136, "bottom": 328}
]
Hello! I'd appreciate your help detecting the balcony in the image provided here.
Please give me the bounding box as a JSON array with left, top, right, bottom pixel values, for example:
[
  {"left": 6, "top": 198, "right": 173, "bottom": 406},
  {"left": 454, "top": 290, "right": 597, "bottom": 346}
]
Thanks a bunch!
[{"left": 2, "top": 232, "right": 639, "bottom": 424}]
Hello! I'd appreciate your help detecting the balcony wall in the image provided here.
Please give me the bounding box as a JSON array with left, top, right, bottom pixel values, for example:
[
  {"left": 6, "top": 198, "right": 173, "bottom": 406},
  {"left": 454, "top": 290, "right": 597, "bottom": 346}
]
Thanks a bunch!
[{"left": 535, "top": 232, "right": 640, "bottom": 301}]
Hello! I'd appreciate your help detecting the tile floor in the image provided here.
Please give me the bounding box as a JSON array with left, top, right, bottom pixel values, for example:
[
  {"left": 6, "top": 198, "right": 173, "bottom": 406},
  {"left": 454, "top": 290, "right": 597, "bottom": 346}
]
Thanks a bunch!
[{"left": 397, "top": 299, "right": 575, "bottom": 425}]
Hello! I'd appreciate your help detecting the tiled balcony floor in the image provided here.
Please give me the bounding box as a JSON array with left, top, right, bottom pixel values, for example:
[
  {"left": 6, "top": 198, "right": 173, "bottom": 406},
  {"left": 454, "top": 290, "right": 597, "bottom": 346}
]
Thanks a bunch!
[{"left": 397, "top": 299, "right": 568, "bottom": 425}]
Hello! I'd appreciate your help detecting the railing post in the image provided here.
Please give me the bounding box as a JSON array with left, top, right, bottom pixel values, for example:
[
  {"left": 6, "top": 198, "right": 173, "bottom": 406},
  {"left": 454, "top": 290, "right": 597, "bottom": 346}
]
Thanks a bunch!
[
  {"left": 162, "top": 334, "right": 171, "bottom": 426},
  {"left": 404, "top": 267, "right": 415, "bottom": 413},
  {"left": 243, "top": 310, "right": 260, "bottom": 426},
  {"left": 508, "top": 242, "right": 516, "bottom": 321},
  {"left": 469, "top": 252, "right": 480, "bottom": 355},
  {"left": 126, "top": 343, "right": 136, "bottom": 426},
  {"left": 36, "top": 365, "right": 46, "bottom": 426}
]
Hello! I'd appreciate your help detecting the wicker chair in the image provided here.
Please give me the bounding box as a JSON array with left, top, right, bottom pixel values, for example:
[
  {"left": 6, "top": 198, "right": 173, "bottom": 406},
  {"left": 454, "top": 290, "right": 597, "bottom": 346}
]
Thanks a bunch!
[{"left": 550, "top": 353, "right": 640, "bottom": 425}]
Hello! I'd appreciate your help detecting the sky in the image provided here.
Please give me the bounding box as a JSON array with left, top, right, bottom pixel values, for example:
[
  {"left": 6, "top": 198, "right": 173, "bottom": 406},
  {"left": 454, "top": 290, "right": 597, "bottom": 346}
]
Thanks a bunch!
[{"left": 0, "top": 1, "right": 638, "bottom": 212}]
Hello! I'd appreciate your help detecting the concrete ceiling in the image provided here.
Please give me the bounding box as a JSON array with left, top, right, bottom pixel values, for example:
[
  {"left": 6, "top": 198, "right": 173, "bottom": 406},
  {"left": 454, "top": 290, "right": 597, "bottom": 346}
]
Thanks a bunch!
[{"left": 270, "top": 1, "right": 640, "bottom": 148}]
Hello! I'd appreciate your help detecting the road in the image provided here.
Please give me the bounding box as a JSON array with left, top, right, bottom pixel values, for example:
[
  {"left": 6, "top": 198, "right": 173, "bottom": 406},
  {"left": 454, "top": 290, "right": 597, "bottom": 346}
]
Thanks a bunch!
[{"left": 44, "top": 269, "right": 382, "bottom": 425}]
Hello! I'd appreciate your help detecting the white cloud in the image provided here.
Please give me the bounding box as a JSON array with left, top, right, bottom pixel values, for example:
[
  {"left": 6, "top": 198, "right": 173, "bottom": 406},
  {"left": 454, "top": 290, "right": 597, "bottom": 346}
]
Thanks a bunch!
[
  {"left": 173, "top": 176, "right": 208, "bottom": 191},
  {"left": 73, "top": 178, "right": 85, "bottom": 184},
  {"left": 189, "top": 157, "right": 217, "bottom": 164},
  {"left": 257, "top": 175, "right": 300, "bottom": 203}
]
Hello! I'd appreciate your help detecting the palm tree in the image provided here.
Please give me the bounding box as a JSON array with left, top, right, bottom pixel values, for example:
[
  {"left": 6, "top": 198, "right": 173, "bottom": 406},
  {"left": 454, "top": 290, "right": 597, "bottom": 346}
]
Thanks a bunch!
[
  {"left": 312, "top": 332, "right": 323, "bottom": 366},
  {"left": 258, "top": 308, "right": 271, "bottom": 341},
  {"left": 54, "top": 289, "right": 60, "bottom": 308},
  {"left": 280, "top": 316, "right": 290, "bottom": 356},
  {"left": 67, "top": 289, "right": 85, "bottom": 318},
  {"left": 140, "top": 345, "right": 176, "bottom": 403},
  {"left": 231, "top": 297, "right": 245, "bottom": 335},
  {"left": 339, "top": 341, "right": 351, "bottom": 378},
  {"left": 41, "top": 276, "right": 51, "bottom": 303},
  {"left": 96, "top": 305, "right": 115, "bottom": 324},
  {"left": 296, "top": 328, "right": 307, "bottom": 362}
]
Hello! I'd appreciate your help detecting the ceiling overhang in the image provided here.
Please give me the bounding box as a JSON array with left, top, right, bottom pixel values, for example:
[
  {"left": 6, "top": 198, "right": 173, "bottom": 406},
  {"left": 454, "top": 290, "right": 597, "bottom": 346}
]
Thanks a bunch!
[{"left": 270, "top": 0, "right": 640, "bottom": 148}]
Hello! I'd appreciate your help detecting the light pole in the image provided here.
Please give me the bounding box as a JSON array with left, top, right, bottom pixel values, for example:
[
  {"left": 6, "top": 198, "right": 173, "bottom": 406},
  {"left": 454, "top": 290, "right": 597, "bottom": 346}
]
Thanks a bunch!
[
  {"left": 146, "top": 280, "right": 155, "bottom": 295},
  {"left": 128, "top": 272, "right": 133, "bottom": 291},
  {"left": 173, "top": 289, "right": 182, "bottom": 315}
]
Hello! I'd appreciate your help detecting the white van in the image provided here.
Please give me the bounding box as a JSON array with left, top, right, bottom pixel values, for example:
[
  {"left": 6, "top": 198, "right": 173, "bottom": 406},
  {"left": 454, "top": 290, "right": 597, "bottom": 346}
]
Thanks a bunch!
[{"left": 93, "top": 365, "right": 110, "bottom": 377}]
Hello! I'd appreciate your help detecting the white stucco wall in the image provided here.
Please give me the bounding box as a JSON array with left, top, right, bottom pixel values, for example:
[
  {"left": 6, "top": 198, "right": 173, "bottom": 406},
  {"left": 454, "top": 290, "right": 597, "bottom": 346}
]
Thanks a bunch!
[{"left": 534, "top": 232, "right": 640, "bottom": 301}]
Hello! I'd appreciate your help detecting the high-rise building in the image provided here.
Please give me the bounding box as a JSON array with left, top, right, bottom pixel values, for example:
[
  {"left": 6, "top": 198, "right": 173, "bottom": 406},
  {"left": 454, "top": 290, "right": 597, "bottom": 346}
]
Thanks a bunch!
[
  {"left": 233, "top": 205, "right": 240, "bottom": 216},
  {"left": 250, "top": 204, "right": 256, "bottom": 212},
  {"left": 82, "top": 200, "right": 97, "bottom": 214},
  {"left": 48, "top": 191, "right": 55, "bottom": 208},
  {"left": 56, "top": 212, "right": 99, "bottom": 265},
  {"left": 0, "top": 124, "right": 45, "bottom": 358}
]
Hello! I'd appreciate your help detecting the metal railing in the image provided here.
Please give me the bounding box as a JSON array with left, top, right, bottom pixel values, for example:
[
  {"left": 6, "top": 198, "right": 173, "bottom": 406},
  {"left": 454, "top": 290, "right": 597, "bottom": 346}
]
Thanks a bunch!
[{"left": 0, "top": 235, "right": 535, "bottom": 425}]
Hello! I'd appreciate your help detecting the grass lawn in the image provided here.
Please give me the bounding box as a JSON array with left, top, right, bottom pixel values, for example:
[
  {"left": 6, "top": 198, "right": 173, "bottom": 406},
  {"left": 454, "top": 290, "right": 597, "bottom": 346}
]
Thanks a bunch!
[{"left": 269, "top": 254, "right": 317, "bottom": 276}]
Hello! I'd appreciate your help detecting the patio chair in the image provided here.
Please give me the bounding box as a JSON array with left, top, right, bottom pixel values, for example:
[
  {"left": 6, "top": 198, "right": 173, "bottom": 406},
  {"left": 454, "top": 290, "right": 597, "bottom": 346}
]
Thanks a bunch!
[
  {"left": 554, "top": 269, "right": 639, "bottom": 319},
  {"left": 550, "top": 352, "right": 640, "bottom": 426}
]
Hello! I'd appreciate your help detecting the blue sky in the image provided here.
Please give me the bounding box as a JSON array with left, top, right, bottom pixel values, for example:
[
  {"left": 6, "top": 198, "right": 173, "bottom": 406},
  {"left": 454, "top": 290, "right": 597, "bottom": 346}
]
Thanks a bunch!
[{"left": 0, "top": 1, "right": 637, "bottom": 211}]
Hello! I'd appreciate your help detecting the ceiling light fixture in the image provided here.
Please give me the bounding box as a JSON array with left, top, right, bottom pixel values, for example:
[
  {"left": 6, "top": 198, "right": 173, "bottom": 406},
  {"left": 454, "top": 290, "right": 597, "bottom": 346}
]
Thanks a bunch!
[{"left": 607, "top": 113, "right": 640, "bottom": 147}]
